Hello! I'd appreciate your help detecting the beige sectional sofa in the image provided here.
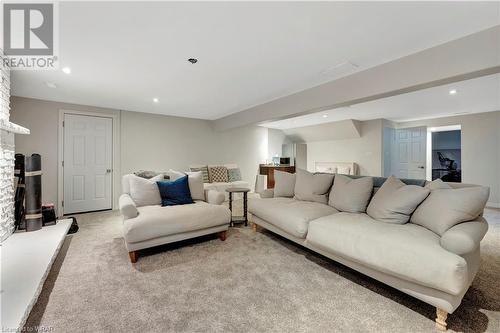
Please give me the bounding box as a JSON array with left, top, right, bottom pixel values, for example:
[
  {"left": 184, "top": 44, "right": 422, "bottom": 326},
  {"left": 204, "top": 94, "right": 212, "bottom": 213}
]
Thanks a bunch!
[
  {"left": 249, "top": 170, "right": 489, "bottom": 331},
  {"left": 120, "top": 174, "right": 231, "bottom": 263}
]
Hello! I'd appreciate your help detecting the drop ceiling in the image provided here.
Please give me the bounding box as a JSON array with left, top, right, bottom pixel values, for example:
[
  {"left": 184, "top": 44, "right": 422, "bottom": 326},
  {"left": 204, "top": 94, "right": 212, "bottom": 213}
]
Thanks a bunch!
[
  {"left": 261, "top": 73, "right": 500, "bottom": 129},
  {"left": 10, "top": 2, "right": 500, "bottom": 120}
]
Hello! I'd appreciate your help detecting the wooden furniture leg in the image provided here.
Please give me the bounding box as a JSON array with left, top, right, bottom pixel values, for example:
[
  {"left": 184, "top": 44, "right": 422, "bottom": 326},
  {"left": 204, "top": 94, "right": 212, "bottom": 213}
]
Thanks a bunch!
[
  {"left": 219, "top": 230, "right": 227, "bottom": 241},
  {"left": 251, "top": 222, "right": 257, "bottom": 232},
  {"left": 228, "top": 192, "right": 233, "bottom": 227},
  {"left": 435, "top": 308, "right": 448, "bottom": 331},
  {"left": 243, "top": 191, "right": 248, "bottom": 226},
  {"left": 128, "top": 251, "right": 138, "bottom": 263}
]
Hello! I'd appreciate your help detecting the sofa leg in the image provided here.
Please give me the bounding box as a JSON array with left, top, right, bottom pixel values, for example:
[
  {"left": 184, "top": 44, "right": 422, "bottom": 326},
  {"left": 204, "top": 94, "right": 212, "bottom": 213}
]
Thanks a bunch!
[
  {"left": 219, "top": 230, "right": 227, "bottom": 241},
  {"left": 435, "top": 308, "right": 448, "bottom": 331},
  {"left": 128, "top": 251, "right": 138, "bottom": 263}
]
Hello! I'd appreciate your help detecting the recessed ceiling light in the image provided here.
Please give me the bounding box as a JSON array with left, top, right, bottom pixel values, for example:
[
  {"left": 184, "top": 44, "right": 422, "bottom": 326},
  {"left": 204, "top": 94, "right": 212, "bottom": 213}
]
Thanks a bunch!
[
  {"left": 449, "top": 89, "right": 457, "bottom": 95},
  {"left": 188, "top": 58, "right": 198, "bottom": 64},
  {"left": 45, "top": 82, "right": 57, "bottom": 88},
  {"left": 153, "top": 98, "right": 159, "bottom": 103},
  {"left": 322, "top": 114, "right": 328, "bottom": 118},
  {"left": 62, "top": 67, "right": 71, "bottom": 74}
]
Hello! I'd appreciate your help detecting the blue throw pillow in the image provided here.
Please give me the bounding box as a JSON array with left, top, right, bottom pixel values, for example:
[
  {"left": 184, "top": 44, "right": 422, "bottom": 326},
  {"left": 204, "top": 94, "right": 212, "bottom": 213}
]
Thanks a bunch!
[{"left": 156, "top": 176, "right": 194, "bottom": 206}]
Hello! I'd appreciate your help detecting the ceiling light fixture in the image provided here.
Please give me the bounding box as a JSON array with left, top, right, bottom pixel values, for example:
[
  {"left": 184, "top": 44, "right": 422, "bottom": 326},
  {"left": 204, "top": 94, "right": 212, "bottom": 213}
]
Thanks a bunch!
[
  {"left": 449, "top": 89, "right": 457, "bottom": 95},
  {"left": 322, "top": 114, "right": 328, "bottom": 118},
  {"left": 153, "top": 98, "right": 159, "bottom": 103},
  {"left": 188, "top": 58, "right": 198, "bottom": 64},
  {"left": 62, "top": 67, "right": 71, "bottom": 74}
]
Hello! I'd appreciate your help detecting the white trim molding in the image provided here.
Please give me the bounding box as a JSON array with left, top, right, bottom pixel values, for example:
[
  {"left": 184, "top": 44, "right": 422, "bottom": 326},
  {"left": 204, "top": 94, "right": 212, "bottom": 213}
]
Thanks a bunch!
[
  {"left": 486, "top": 201, "right": 500, "bottom": 209},
  {"left": 57, "top": 109, "right": 121, "bottom": 216}
]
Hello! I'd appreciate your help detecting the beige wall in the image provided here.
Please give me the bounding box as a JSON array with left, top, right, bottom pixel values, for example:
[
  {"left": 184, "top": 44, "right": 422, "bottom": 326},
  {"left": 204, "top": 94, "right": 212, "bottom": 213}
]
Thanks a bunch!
[
  {"left": 267, "top": 128, "right": 288, "bottom": 162},
  {"left": 121, "top": 110, "right": 268, "bottom": 190},
  {"left": 10, "top": 97, "right": 269, "bottom": 210},
  {"left": 306, "top": 119, "right": 384, "bottom": 176},
  {"left": 397, "top": 111, "right": 500, "bottom": 206},
  {"left": 10, "top": 97, "right": 120, "bottom": 207}
]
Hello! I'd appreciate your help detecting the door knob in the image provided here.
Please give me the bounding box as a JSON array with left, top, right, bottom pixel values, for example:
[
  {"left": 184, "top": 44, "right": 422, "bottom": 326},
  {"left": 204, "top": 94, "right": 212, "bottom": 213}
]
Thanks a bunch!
[
  {"left": 418, "top": 166, "right": 424, "bottom": 169},
  {"left": 106, "top": 169, "right": 112, "bottom": 173}
]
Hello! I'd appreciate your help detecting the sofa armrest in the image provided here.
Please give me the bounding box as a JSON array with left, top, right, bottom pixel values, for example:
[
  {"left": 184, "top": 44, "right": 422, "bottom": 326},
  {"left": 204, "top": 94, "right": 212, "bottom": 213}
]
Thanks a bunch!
[
  {"left": 119, "top": 194, "right": 138, "bottom": 220},
  {"left": 205, "top": 189, "right": 225, "bottom": 205},
  {"left": 259, "top": 189, "right": 274, "bottom": 198},
  {"left": 440, "top": 217, "right": 488, "bottom": 255}
]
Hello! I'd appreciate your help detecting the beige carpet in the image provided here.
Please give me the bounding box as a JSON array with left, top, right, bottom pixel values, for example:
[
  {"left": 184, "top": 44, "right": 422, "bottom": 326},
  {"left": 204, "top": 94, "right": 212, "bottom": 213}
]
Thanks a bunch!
[{"left": 25, "top": 208, "right": 500, "bottom": 333}]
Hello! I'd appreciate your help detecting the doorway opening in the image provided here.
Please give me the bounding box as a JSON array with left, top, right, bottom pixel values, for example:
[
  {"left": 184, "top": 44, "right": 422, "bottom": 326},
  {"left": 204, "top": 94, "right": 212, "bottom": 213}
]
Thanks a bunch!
[{"left": 426, "top": 125, "right": 462, "bottom": 182}]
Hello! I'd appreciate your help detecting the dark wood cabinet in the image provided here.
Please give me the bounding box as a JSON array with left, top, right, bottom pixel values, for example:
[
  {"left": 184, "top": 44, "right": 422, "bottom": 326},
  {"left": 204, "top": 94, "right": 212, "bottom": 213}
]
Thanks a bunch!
[{"left": 259, "top": 164, "right": 295, "bottom": 189}]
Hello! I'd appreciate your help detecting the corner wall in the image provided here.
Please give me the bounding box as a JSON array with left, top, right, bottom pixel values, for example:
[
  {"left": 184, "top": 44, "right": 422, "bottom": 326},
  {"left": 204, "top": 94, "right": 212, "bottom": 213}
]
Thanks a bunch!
[{"left": 306, "top": 119, "right": 384, "bottom": 176}]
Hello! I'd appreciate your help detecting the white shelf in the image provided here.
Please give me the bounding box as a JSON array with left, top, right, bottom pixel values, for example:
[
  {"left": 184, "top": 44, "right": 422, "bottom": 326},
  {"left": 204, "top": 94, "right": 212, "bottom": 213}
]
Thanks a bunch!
[
  {"left": 1, "top": 220, "right": 72, "bottom": 331},
  {"left": 0, "top": 121, "right": 30, "bottom": 135}
]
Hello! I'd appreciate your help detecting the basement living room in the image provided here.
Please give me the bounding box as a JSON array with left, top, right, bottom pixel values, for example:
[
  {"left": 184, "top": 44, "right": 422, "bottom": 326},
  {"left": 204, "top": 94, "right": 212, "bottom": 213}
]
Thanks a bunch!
[{"left": 1, "top": 1, "right": 500, "bottom": 332}]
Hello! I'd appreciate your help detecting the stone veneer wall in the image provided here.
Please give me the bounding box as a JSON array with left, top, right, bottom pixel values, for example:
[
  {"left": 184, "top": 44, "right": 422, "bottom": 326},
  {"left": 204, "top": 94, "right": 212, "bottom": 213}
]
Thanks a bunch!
[{"left": 0, "top": 52, "right": 15, "bottom": 242}]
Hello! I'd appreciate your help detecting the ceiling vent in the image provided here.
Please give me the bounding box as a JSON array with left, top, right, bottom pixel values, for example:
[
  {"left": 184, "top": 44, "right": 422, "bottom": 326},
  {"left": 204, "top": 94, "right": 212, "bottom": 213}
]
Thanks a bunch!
[{"left": 320, "top": 61, "right": 359, "bottom": 77}]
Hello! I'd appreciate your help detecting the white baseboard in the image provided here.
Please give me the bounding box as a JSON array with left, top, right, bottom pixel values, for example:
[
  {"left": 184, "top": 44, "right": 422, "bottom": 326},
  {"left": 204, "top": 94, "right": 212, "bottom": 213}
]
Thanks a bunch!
[{"left": 486, "top": 201, "right": 500, "bottom": 209}]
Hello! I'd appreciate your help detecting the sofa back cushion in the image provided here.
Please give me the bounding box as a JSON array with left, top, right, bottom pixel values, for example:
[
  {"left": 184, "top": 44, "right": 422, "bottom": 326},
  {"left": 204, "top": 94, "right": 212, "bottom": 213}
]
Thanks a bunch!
[
  {"left": 367, "top": 176, "right": 430, "bottom": 224},
  {"left": 294, "top": 169, "right": 334, "bottom": 204},
  {"left": 329, "top": 175, "right": 373, "bottom": 213},
  {"left": 209, "top": 166, "right": 229, "bottom": 183},
  {"left": 411, "top": 185, "right": 489, "bottom": 235},
  {"left": 274, "top": 170, "right": 296, "bottom": 198},
  {"left": 156, "top": 176, "right": 194, "bottom": 206},
  {"left": 128, "top": 174, "right": 164, "bottom": 207},
  {"left": 168, "top": 170, "right": 205, "bottom": 201}
]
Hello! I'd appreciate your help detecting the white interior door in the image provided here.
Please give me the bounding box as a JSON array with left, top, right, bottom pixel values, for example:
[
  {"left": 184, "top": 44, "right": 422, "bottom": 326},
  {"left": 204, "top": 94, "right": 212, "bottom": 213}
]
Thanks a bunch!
[
  {"left": 63, "top": 114, "right": 112, "bottom": 214},
  {"left": 392, "top": 127, "right": 427, "bottom": 179}
]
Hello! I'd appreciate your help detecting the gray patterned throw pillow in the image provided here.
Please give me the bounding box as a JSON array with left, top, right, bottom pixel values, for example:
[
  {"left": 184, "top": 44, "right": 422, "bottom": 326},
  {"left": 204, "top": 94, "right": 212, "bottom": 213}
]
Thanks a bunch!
[
  {"left": 190, "top": 166, "right": 210, "bottom": 183},
  {"left": 227, "top": 168, "right": 242, "bottom": 182}
]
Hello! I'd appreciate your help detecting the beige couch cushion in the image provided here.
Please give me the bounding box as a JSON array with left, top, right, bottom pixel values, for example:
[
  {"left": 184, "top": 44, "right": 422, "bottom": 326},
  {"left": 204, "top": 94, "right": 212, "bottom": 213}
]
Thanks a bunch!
[
  {"left": 366, "top": 176, "right": 429, "bottom": 224},
  {"left": 249, "top": 197, "right": 338, "bottom": 238},
  {"left": 306, "top": 213, "right": 468, "bottom": 295},
  {"left": 411, "top": 186, "right": 489, "bottom": 235},
  {"left": 328, "top": 175, "right": 373, "bottom": 213},
  {"left": 274, "top": 170, "right": 296, "bottom": 198},
  {"left": 128, "top": 174, "right": 164, "bottom": 207},
  {"left": 123, "top": 201, "right": 231, "bottom": 243},
  {"left": 294, "top": 168, "right": 334, "bottom": 204}
]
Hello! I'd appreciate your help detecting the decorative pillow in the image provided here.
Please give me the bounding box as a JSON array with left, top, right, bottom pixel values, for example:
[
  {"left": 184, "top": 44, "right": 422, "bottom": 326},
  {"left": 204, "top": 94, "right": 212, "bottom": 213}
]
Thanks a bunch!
[
  {"left": 128, "top": 174, "right": 164, "bottom": 207},
  {"left": 156, "top": 176, "right": 194, "bottom": 206},
  {"left": 190, "top": 165, "right": 210, "bottom": 183},
  {"left": 274, "top": 170, "right": 296, "bottom": 198},
  {"left": 294, "top": 169, "right": 334, "bottom": 204},
  {"left": 329, "top": 175, "right": 373, "bottom": 213},
  {"left": 411, "top": 186, "right": 489, "bottom": 235},
  {"left": 167, "top": 170, "right": 205, "bottom": 201},
  {"left": 134, "top": 170, "right": 169, "bottom": 180},
  {"left": 227, "top": 168, "right": 242, "bottom": 182},
  {"left": 366, "top": 176, "right": 430, "bottom": 224},
  {"left": 209, "top": 166, "right": 229, "bottom": 183},
  {"left": 425, "top": 178, "right": 452, "bottom": 190}
]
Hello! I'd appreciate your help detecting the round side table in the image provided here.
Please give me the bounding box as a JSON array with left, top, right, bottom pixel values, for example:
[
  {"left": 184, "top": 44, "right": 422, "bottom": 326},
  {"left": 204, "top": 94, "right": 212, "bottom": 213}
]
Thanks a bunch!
[{"left": 225, "top": 187, "right": 250, "bottom": 227}]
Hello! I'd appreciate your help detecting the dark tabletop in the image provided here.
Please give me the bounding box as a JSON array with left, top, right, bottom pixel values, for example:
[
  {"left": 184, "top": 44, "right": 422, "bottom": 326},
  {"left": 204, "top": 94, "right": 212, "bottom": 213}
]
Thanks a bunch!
[{"left": 226, "top": 187, "right": 250, "bottom": 193}]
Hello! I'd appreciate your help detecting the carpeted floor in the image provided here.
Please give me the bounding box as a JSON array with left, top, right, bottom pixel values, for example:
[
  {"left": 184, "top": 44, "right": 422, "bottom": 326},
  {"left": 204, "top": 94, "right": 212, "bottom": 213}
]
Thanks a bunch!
[{"left": 25, "top": 207, "right": 500, "bottom": 333}]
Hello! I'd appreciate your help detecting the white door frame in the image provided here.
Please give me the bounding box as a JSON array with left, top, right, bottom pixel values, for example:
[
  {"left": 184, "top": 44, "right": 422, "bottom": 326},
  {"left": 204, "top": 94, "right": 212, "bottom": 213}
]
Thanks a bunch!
[
  {"left": 58, "top": 109, "right": 120, "bottom": 216},
  {"left": 426, "top": 124, "right": 461, "bottom": 182}
]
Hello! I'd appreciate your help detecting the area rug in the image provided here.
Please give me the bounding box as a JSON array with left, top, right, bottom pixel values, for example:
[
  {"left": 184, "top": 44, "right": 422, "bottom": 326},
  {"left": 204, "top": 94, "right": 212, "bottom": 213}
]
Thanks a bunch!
[{"left": 25, "top": 209, "right": 500, "bottom": 332}]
